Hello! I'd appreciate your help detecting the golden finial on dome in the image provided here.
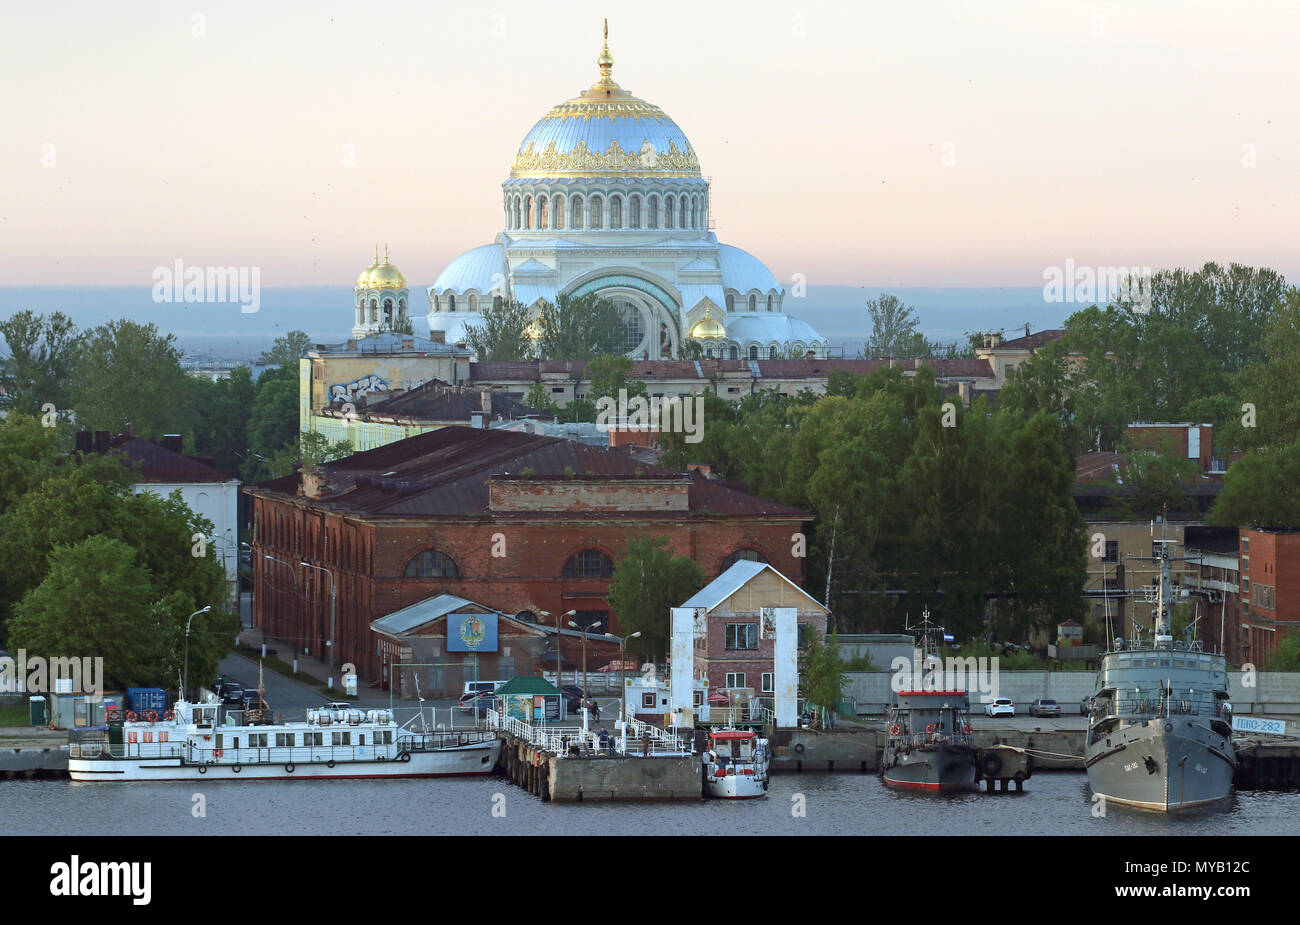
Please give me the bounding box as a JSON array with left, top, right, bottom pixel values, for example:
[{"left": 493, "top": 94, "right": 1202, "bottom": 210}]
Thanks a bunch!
[{"left": 595, "top": 18, "right": 615, "bottom": 88}]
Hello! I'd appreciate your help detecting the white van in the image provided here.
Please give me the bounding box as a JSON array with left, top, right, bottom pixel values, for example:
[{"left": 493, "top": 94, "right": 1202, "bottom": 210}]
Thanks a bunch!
[{"left": 458, "top": 680, "right": 506, "bottom": 708}]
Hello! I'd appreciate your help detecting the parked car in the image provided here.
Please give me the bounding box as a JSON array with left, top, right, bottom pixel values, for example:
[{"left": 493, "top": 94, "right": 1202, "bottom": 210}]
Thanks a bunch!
[
  {"left": 984, "top": 697, "right": 1015, "bottom": 717},
  {"left": 458, "top": 681, "right": 506, "bottom": 710},
  {"left": 1029, "top": 698, "right": 1062, "bottom": 717},
  {"left": 221, "top": 685, "right": 245, "bottom": 705}
]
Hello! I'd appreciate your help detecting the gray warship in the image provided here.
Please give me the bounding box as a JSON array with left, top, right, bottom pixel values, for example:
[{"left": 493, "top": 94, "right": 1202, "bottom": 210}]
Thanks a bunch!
[
  {"left": 1085, "top": 539, "right": 1236, "bottom": 812},
  {"left": 881, "top": 614, "right": 978, "bottom": 792}
]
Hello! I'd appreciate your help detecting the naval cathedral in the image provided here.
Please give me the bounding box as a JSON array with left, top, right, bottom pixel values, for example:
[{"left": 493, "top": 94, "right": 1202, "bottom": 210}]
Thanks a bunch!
[{"left": 350, "top": 25, "right": 828, "bottom": 361}]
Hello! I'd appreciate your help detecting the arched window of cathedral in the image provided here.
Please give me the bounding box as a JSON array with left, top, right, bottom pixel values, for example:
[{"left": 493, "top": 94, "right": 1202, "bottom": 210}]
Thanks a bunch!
[
  {"left": 514, "top": 197, "right": 522, "bottom": 229},
  {"left": 610, "top": 195, "right": 622, "bottom": 229},
  {"left": 538, "top": 196, "right": 548, "bottom": 229},
  {"left": 648, "top": 196, "right": 659, "bottom": 228},
  {"left": 553, "top": 195, "right": 564, "bottom": 230},
  {"left": 571, "top": 195, "right": 583, "bottom": 229},
  {"left": 523, "top": 196, "right": 533, "bottom": 229},
  {"left": 689, "top": 198, "right": 696, "bottom": 229},
  {"left": 665, "top": 195, "right": 675, "bottom": 229},
  {"left": 448, "top": 294, "right": 457, "bottom": 312},
  {"left": 630, "top": 195, "right": 641, "bottom": 229},
  {"left": 725, "top": 293, "right": 735, "bottom": 312},
  {"left": 748, "top": 294, "right": 757, "bottom": 312},
  {"left": 432, "top": 295, "right": 440, "bottom": 312},
  {"left": 729, "top": 345, "right": 738, "bottom": 360},
  {"left": 493, "top": 295, "right": 503, "bottom": 310},
  {"left": 706, "top": 348, "right": 714, "bottom": 358},
  {"left": 403, "top": 549, "right": 459, "bottom": 579},
  {"left": 383, "top": 299, "right": 393, "bottom": 321},
  {"left": 563, "top": 549, "right": 614, "bottom": 578},
  {"left": 748, "top": 345, "right": 759, "bottom": 360},
  {"left": 680, "top": 198, "right": 687, "bottom": 229},
  {"left": 766, "top": 295, "right": 773, "bottom": 312},
  {"left": 769, "top": 345, "right": 778, "bottom": 359},
  {"left": 469, "top": 294, "right": 479, "bottom": 313},
  {"left": 590, "top": 196, "right": 603, "bottom": 228}
]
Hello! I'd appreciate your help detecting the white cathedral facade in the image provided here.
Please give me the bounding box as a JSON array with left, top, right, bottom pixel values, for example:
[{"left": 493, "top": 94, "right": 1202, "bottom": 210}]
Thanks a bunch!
[{"left": 359, "top": 26, "right": 828, "bottom": 361}]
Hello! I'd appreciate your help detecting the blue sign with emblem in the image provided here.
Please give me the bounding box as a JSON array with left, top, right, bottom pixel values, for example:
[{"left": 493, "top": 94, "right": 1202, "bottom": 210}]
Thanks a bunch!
[{"left": 448, "top": 612, "right": 498, "bottom": 653}]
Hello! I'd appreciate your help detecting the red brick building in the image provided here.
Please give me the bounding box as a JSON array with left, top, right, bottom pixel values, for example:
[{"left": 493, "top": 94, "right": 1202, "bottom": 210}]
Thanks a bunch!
[
  {"left": 1238, "top": 528, "right": 1300, "bottom": 666},
  {"left": 245, "top": 426, "right": 809, "bottom": 680}
]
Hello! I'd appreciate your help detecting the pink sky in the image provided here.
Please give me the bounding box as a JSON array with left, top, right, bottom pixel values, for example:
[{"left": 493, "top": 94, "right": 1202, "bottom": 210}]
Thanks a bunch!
[{"left": 2, "top": 0, "right": 1297, "bottom": 289}]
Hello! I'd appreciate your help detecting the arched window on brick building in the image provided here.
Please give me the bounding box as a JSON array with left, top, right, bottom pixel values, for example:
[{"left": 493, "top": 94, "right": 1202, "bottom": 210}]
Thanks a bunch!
[
  {"left": 563, "top": 549, "right": 614, "bottom": 578},
  {"left": 403, "top": 549, "right": 459, "bottom": 578},
  {"left": 722, "top": 548, "right": 768, "bottom": 570}
]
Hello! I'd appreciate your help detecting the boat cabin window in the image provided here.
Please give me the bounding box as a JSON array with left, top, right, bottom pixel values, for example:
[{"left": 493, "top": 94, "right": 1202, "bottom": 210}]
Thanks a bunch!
[
  {"left": 358, "top": 734, "right": 365, "bottom": 746},
  {"left": 305, "top": 732, "right": 323, "bottom": 747},
  {"left": 376, "top": 731, "right": 393, "bottom": 745},
  {"left": 276, "top": 733, "right": 294, "bottom": 747},
  {"left": 337, "top": 731, "right": 351, "bottom": 746},
  {"left": 249, "top": 733, "right": 267, "bottom": 747}
]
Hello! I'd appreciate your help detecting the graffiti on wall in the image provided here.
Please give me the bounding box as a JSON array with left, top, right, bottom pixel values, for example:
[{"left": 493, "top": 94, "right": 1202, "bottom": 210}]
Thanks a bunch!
[{"left": 329, "top": 374, "right": 389, "bottom": 404}]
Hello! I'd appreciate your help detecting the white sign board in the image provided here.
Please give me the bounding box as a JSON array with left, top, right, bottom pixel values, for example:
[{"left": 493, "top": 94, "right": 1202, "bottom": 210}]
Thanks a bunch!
[
  {"left": 1232, "top": 716, "right": 1287, "bottom": 736},
  {"left": 344, "top": 674, "right": 358, "bottom": 697}
]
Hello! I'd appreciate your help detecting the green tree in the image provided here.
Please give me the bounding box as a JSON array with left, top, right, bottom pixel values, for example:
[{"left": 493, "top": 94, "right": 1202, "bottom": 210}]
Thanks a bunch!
[
  {"left": 1233, "top": 286, "right": 1300, "bottom": 452},
  {"left": 258, "top": 330, "right": 314, "bottom": 366},
  {"left": 246, "top": 365, "right": 301, "bottom": 478},
  {"left": 69, "top": 320, "right": 189, "bottom": 438},
  {"left": 182, "top": 365, "right": 256, "bottom": 474},
  {"left": 0, "top": 310, "right": 80, "bottom": 417},
  {"left": 534, "top": 293, "right": 625, "bottom": 361},
  {"left": 605, "top": 533, "right": 705, "bottom": 662},
  {"left": 1209, "top": 438, "right": 1300, "bottom": 528},
  {"left": 799, "top": 629, "right": 846, "bottom": 722},
  {"left": 265, "top": 431, "right": 354, "bottom": 479},
  {"left": 586, "top": 354, "right": 648, "bottom": 407},
  {"left": 866, "top": 293, "right": 929, "bottom": 358},
  {"left": 463, "top": 299, "right": 535, "bottom": 361}
]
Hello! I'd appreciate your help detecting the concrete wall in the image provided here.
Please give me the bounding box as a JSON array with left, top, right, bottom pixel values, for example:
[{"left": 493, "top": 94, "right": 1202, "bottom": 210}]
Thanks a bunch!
[{"left": 845, "top": 670, "right": 1300, "bottom": 716}]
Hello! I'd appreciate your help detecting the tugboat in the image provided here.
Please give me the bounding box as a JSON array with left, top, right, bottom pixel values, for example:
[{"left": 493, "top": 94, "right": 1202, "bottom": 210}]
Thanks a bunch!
[
  {"left": 702, "top": 729, "right": 770, "bottom": 799},
  {"left": 880, "top": 612, "right": 978, "bottom": 792},
  {"left": 68, "top": 689, "right": 501, "bottom": 782},
  {"left": 1085, "top": 533, "right": 1235, "bottom": 812}
]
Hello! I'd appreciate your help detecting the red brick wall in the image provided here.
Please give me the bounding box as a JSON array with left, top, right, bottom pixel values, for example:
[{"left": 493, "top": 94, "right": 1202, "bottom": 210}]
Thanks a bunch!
[{"left": 251, "top": 494, "right": 807, "bottom": 680}]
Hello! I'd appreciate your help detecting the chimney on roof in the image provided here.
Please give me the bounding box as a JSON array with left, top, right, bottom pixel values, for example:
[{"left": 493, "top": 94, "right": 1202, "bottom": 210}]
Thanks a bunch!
[
  {"left": 75, "top": 430, "right": 93, "bottom": 454},
  {"left": 161, "top": 434, "right": 183, "bottom": 455},
  {"left": 299, "top": 465, "right": 333, "bottom": 499},
  {"left": 429, "top": 329, "right": 445, "bottom": 344},
  {"left": 93, "top": 431, "right": 110, "bottom": 453}
]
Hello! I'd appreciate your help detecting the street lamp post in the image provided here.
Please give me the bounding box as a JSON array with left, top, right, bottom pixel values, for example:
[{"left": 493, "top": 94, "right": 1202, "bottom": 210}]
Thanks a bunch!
[
  {"left": 569, "top": 619, "right": 601, "bottom": 727},
  {"left": 182, "top": 606, "right": 212, "bottom": 699},
  {"left": 300, "top": 561, "right": 337, "bottom": 688},
  {"left": 607, "top": 631, "right": 641, "bottom": 724},
  {"left": 540, "top": 609, "right": 576, "bottom": 687}
]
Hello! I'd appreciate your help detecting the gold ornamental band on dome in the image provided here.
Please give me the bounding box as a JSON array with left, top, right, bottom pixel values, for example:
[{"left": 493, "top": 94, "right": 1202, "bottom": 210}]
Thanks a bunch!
[{"left": 510, "top": 138, "right": 701, "bottom": 179}]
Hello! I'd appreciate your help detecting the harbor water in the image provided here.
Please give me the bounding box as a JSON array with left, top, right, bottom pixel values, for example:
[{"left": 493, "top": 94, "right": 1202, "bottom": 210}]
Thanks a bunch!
[{"left": 4, "top": 772, "right": 1296, "bottom": 836}]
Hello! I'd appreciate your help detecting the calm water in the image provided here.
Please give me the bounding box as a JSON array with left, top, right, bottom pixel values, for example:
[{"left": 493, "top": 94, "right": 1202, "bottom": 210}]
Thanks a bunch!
[{"left": 3, "top": 772, "right": 1297, "bottom": 836}]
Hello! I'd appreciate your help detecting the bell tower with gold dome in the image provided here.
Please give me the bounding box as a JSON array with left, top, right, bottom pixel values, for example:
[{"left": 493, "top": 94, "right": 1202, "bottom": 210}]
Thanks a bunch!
[
  {"left": 426, "top": 22, "right": 828, "bottom": 361},
  {"left": 353, "top": 245, "right": 411, "bottom": 339}
]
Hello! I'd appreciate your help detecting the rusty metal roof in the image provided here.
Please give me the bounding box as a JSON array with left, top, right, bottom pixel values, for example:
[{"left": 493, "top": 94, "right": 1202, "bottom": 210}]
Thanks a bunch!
[
  {"left": 107, "top": 435, "right": 236, "bottom": 484},
  {"left": 246, "top": 425, "right": 807, "bottom": 520}
]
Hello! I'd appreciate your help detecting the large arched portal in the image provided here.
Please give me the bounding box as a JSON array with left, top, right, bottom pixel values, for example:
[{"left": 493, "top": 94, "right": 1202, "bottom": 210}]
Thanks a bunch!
[{"left": 568, "top": 274, "right": 682, "bottom": 358}]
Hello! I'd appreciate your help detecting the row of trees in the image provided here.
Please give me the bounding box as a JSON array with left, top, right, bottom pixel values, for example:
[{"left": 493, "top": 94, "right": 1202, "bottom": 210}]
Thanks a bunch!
[{"left": 0, "top": 314, "right": 345, "bottom": 481}]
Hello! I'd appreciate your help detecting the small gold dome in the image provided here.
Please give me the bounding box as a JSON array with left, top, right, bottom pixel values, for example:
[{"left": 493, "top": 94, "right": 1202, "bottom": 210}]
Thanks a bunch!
[
  {"left": 690, "top": 306, "right": 726, "bottom": 340},
  {"left": 358, "top": 245, "right": 407, "bottom": 290}
]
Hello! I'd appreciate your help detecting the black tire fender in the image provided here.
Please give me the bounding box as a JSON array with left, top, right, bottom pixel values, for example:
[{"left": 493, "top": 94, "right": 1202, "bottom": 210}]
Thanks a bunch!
[
  {"left": 232, "top": 764, "right": 242, "bottom": 774},
  {"left": 326, "top": 760, "right": 335, "bottom": 769},
  {"left": 400, "top": 752, "right": 411, "bottom": 763},
  {"left": 980, "top": 752, "right": 1003, "bottom": 778},
  {"left": 794, "top": 743, "right": 805, "bottom": 754},
  {"left": 198, "top": 765, "right": 207, "bottom": 775},
  {"left": 286, "top": 763, "right": 295, "bottom": 773}
]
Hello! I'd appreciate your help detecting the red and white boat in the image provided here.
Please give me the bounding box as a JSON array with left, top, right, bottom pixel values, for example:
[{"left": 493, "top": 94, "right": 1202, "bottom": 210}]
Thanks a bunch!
[
  {"left": 702, "top": 729, "right": 769, "bottom": 799},
  {"left": 67, "top": 696, "right": 500, "bottom": 782}
]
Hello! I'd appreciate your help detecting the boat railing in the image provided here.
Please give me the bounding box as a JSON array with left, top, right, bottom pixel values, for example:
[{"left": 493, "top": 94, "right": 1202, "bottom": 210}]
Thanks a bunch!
[
  {"left": 1102, "top": 691, "right": 1227, "bottom": 720},
  {"left": 891, "top": 732, "right": 974, "bottom": 749},
  {"left": 484, "top": 709, "right": 693, "bottom": 757}
]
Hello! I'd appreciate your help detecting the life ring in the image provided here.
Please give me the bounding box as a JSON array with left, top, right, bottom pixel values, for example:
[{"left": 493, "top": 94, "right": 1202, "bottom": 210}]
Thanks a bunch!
[
  {"left": 232, "top": 764, "right": 242, "bottom": 774},
  {"left": 980, "top": 753, "right": 1003, "bottom": 778},
  {"left": 107, "top": 709, "right": 121, "bottom": 722},
  {"left": 126, "top": 711, "right": 138, "bottom": 722},
  {"left": 198, "top": 765, "right": 207, "bottom": 774},
  {"left": 164, "top": 711, "right": 175, "bottom": 721},
  {"left": 214, "top": 749, "right": 224, "bottom": 759},
  {"left": 534, "top": 754, "right": 542, "bottom": 768},
  {"left": 286, "top": 763, "right": 296, "bottom": 773},
  {"left": 926, "top": 723, "right": 938, "bottom": 734},
  {"left": 794, "top": 743, "right": 805, "bottom": 754},
  {"left": 326, "top": 760, "right": 334, "bottom": 769},
  {"left": 399, "top": 752, "right": 411, "bottom": 763},
  {"left": 962, "top": 724, "right": 973, "bottom": 735},
  {"left": 144, "top": 711, "right": 158, "bottom": 723},
  {"left": 889, "top": 725, "right": 902, "bottom": 736}
]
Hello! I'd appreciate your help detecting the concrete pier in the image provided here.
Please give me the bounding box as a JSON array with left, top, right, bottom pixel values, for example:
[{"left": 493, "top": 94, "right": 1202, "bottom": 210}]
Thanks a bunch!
[
  {"left": 0, "top": 747, "right": 68, "bottom": 779},
  {"left": 495, "top": 733, "right": 700, "bottom": 802}
]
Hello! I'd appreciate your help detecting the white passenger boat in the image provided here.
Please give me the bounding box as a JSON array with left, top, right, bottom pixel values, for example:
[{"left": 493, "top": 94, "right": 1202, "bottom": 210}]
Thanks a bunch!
[
  {"left": 702, "top": 729, "right": 769, "bottom": 799},
  {"left": 67, "top": 697, "right": 501, "bottom": 782}
]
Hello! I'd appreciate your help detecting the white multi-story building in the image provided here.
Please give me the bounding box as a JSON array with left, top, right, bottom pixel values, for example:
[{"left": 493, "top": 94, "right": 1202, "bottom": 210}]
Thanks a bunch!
[{"left": 424, "top": 24, "right": 828, "bottom": 362}]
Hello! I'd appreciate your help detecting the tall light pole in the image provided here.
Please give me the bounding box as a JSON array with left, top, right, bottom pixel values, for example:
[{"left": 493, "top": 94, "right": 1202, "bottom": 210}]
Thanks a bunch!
[
  {"left": 607, "top": 631, "right": 640, "bottom": 723},
  {"left": 300, "top": 561, "right": 337, "bottom": 688},
  {"left": 183, "top": 606, "right": 212, "bottom": 699},
  {"left": 569, "top": 619, "right": 601, "bottom": 719},
  {"left": 541, "top": 609, "right": 576, "bottom": 686}
]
